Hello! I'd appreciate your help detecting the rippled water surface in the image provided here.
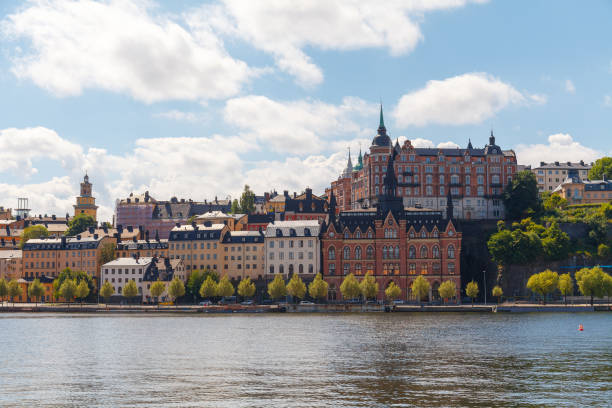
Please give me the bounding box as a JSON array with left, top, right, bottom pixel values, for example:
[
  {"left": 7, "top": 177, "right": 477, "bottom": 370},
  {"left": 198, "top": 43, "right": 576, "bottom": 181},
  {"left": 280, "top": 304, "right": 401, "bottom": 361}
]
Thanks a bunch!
[{"left": 1, "top": 312, "right": 611, "bottom": 407}]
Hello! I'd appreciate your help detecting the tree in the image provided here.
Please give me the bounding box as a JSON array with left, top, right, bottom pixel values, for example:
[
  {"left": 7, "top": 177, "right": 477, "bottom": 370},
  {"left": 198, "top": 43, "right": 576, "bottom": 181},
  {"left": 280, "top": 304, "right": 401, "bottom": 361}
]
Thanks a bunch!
[
  {"left": 237, "top": 277, "right": 256, "bottom": 299},
  {"left": 603, "top": 273, "right": 612, "bottom": 305},
  {"left": 575, "top": 266, "right": 607, "bottom": 305},
  {"left": 385, "top": 281, "right": 401, "bottom": 302},
  {"left": 27, "top": 279, "right": 45, "bottom": 306},
  {"left": 168, "top": 278, "right": 185, "bottom": 306},
  {"left": 359, "top": 272, "right": 379, "bottom": 301},
  {"left": 53, "top": 268, "right": 95, "bottom": 302},
  {"left": 466, "top": 281, "right": 479, "bottom": 307},
  {"left": 98, "top": 243, "right": 116, "bottom": 265},
  {"left": 588, "top": 157, "right": 612, "bottom": 180},
  {"left": 65, "top": 214, "right": 96, "bottom": 236},
  {"left": 75, "top": 279, "right": 90, "bottom": 307},
  {"left": 150, "top": 281, "right": 166, "bottom": 308},
  {"left": 503, "top": 170, "right": 540, "bottom": 220},
  {"left": 230, "top": 199, "right": 240, "bottom": 214},
  {"left": 187, "top": 269, "right": 219, "bottom": 302},
  {"left": 199, "top": 275, "right": 218, "bottom": 299},
  {"left": 100, "top": 281, "right": 115, "bottom": 307},
  {"left": 597, "top": 244, "right": 610, "bottom": 259},
  {"left": 558, "top": 273, "right": 574, "bottom": 305},
  {"left": 308, "top": 273, "right": 329, "bottom": 303},
  {"left": 267, "top": 274, "right": 287, "bottom": 300},
  {"left": 19, "top": 225, "right": 49, "bottom": 248},
  {"left": 286, "top": 274, "right": 306, "bottom": 302},
  {"left": 0, "top": 278, "right": 8, "bottom": 306},
  {"left": 340, "top": 273, "right": 361, "bottom": 301},
  {"left": 8, "top": 279, "right": 22, "bottom": 306},
  {"left": 542, "top": 193, "right": 567, "bottom": 212},
  {"left": 492, "top": 285, "right": 503, "bottom": 304},
  {"left": 59, "top": 279, "right": 77, "bottom": 307},
  {"left": 122, "top": 280, "right": 139, "bottom": 306},
  {"left": 541, "top": 222, "right": 571, "bottom": 261},
  {"left": 216, "top": 275, "right": 235, "bottom": 298},
  {"left": 526, "top": 270, "right": 559, "bottom": 304},
  {"left": 411, "top": 276, "right": 430, "bottom": 304},
  {"left": 239, "top": 185, "right": 256, "bottom": 214},
  {"left": 438, "top": 280, "right": 457, "bottom": 304}
]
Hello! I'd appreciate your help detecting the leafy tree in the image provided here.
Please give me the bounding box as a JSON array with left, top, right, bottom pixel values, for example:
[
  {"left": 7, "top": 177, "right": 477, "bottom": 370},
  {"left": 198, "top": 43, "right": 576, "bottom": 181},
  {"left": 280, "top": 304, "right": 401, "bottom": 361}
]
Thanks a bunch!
[
  {"left": 267, "top": 274, "right": 287, "bottom": 300},
  {"left": 237, "top": 277, "right": 256, "bottom": 299},
  {"left": 359, "top": 272, "right": 379, "bottom": 301},
  {"left": 339, "top": 273, "right": 361, "bottom": 301},
  {"left": 239, "top": 185, "right": 256, "bottom": 214},
  {"left": 53, "top": 268, "right": 95, "bottom": 301},
  {"left": 526, "top": 269, "right": 559, "bottom": 304},
  {"left": 187, "top": 215, "right": 197, "bottom": 224},
  {"left": 19, "top": 225, "right": 49, "bottom": 248},
  {"left": 75, "top": 279, "right": 90, "bottom": 306},
  {"left": 541, "top": 222, "right": 570, "bottom": 261},
  {"left": 575, "top": 266, "right": 607, "bottom": 305},
  {"left": 385, "top": 281, "right": 402, "bottom": 302},
  {"left": 603, "top": 273, "right": 612, "bottom": 305},
  {"left": 0, "top": 278, "right": 8, "bottom": 305},
  {"left": 8, "top": 279, "right": 22, "bottom": 305},
  {"left": 286, "top": 274, "right": 306, "bottom": 302},
  {"left": 199, "top": 275, "right": 218, "bottom": 299},
  {"left": 60, "top": 279, "right": 77, "bottom": 306},
  {"left": 123, "top": 280, "right": 139, "bottom": 306},
  {"left": 465, "top": 281, "right": 479, "bottom": 307},
  {"left": 558, "top": 273, "right": 574, "bottom": 305},
  {"left": 216, "top": 275, "right": 235, "bottom": 298},
  {"left": 150, "top": 281, "right": 166, "bottom": 307},
  {"left": 503, "top": 170, "right": 541, "bottom": 220},
  {"left": 597, "top": 244, "right": 610, "bottom": 259},
  {"left": 230, "top": 199, "right": 240, "bottom": 214},
  {"left": 308, "top": 273, "right": 329, "bottom": 303},
  {"left": 28, "top": 279, "right": 45, "bottom": 306},
  {"left": 542, "top": 193, "right": 567, "bottom": 212},
  {"left": 98, "top": 243, "right": 116, "bottom": 265},
  {"left": 585, "top": 213, "right": 608, "bottom": 247},
  {"left": 65, "top": 214, "right": 96, "bottom": 237},
  {"left": 101, "top": 222, "right": 113, "bottom": 229},
  {"left": 100, "top": 281, "right": 115, "bottom": 306},
  {"left": 492, "top": 285, "right": 503, "bottom": 304},
  {"left": 411, "top": 276, "right": 430, "bottom": 304},
  {"left": 168, "top": 278, "right": 185, "bottom": 306},
  {"left": 438, "top": 280, "right": 457, "bottom": 303},
  {"left": 588, "top": 157, "right": 612, "bottom": 180},
  {"left": 187, "top": 269, "right": 219, "bottom": 301},
  {"left": 487, "top": 229, "right": 515, "bottom": 266}
]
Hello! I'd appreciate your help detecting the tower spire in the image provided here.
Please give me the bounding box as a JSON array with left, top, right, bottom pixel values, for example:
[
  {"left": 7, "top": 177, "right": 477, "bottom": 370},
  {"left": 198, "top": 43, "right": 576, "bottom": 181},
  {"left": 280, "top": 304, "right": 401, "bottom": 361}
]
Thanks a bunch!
[{"left": 379, "top": 104, "right": 385, "bottom": 128}]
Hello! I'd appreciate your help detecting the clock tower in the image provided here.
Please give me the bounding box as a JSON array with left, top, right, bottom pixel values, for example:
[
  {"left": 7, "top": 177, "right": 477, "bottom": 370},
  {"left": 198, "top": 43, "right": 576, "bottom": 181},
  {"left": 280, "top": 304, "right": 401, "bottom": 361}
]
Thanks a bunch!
[{"left": 74, "top": 173, "right": 98, "bottom": 221}]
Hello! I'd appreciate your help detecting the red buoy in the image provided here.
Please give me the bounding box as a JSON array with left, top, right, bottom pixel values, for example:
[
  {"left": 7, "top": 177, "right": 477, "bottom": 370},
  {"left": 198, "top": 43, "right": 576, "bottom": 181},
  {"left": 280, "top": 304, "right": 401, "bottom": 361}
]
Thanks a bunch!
[{"left": 579, "top": 324, "right": 584, "bottom": 331}]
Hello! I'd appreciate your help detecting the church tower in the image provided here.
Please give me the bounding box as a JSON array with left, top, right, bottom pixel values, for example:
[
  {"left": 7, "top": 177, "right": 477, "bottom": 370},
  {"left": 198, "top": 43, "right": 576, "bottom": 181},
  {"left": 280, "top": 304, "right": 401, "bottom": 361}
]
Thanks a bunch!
[{"left": 74, "top": 173, "right": 98, "bottom": 221}]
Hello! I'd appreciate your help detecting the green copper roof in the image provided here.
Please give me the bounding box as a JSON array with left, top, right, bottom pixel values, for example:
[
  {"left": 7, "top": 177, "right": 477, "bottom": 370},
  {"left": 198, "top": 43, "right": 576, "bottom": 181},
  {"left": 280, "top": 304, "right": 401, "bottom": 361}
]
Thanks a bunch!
[
  {"left": 353, "top": 148, "right": 364, "bottom": 171},
  {"left": 379, "top": 104, "right": 385, "bottom": 128}
]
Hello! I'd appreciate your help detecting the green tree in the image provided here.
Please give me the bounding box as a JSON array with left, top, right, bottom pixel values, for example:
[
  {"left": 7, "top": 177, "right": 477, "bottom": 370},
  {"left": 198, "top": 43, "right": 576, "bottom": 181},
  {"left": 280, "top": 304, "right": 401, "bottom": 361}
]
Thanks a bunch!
[
  {"left": 65, "top": 214, "right": 96, "bottom": 237},
  {"left": 466, "top": 281, "right": 479, "bottom": 307},
  {"left": 187, "top": 269, "right": 219, "bottom": 302},
  {"left": 75, "top": 279, "right": 90, "bottom": 307},
  {"left": 267, "top": 274, "right": 287, "bottom": 300},
  {"left": 597, "top": 243, "right": 610, "bottom": 259},
  {"left": 541, "top": 222, "right": 571, "bottom": 261},
  {"left": 199, "top": 275, "right": 218, "bottom": 299},
  {"left": 359, "top": 272, "right": 379, "bottom": 301},
  {"left": 0, "top": 278, "right": 8, "bottom": 306},
  {"left": 239, "top": 185, "right": 256, "bottom": 214},
  {"left": 216, "top": 275, "right": 235, "bottom": 298},
  {"left": 27, "top": 279, "right": 45, "bottom": 306},
  {"left": 526, "top": 269, "right": 559, "bottom": 304},
  {"left": 588, "top": 157, "right": 612, "bottom": 180},
  {"left": 98, "top": 242, "right": 116, "bottom": 265},
  {"left": 603, "top": 273, "right": 612, "bottom": 305},
  {"left": 503, "top": 170, "right": 541, "bottom": 220},
  {"left": 575, "top": 266, "right": 607, "bottom": 305},
  {"left": 286, "top": 274, "right": 306, "bottom": 302},
  {"left": 542, "top": 193, "right": 568, "bottom": 212},
  {"left": 150, "top": 281, "right": 166, "bottom": 308},
  {"left": 122, "top": 280, "right": 139, "bottom": 306},
  {"left": 385, "top": 281, "right": 402, "bottom": 302},
  {"left": 19, "top": 225, "right": 49, "bottom": 248},
  {"left": 60, "top": 279, "right": 77, "bottom": 307},
  {"left": 340, "top": 273, "right": 361, "bottom": 301},
  {"left": 492, "top": 285, "right": 503, "bottom": 304},
  {"left": 411, "top": 276, "right": 430, "bottom": 304},
  {"left": 100, "top": 281, "right": 115, "bottom": 306},
  {"left": 438, "top": 280, "right": 457, "bottom": 304},
  {"left": 558, "top": 273, "right": 574, "bottom": 305},
  {"left": 237, "top": 277, "right": 256, "bottom": 299},
  {"left": 53, "top": 268, "right": 95, "bottom": 302},
  {"left": 308, "top": 273, "right": 329, "bottom": 303},
  {"left": 7, "top": 279, "right": 22, "bottom": 306},
  {"left": 230, "top": 199, "right": 240, "bottom": 214},
  {"left": 168, "top": 278, "right": 185, "bottom": 306}
]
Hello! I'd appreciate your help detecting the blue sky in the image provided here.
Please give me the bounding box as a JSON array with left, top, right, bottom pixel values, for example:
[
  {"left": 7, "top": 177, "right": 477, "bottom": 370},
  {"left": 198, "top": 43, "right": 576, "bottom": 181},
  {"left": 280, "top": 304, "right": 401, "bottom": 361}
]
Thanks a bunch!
[{"left": 1, "top": 0, "right": 611, "bottom": 222}]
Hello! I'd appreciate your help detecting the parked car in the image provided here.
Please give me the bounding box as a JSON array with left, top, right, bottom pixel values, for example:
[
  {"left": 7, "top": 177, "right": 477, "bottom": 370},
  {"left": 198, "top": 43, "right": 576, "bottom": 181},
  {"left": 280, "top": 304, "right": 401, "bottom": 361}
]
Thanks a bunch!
[
  {"left": 299, "top": 300, "right": 314, "bottom": 305},
  {"left": 241, "top": 300, "right": 254, "bottom": 305},
  {"left": 393, "top": 300, "right": 405, "bottom": 305},
  {"left": 199, "top": 300, "right": 212, "bottom": 306},
  {"left": 218, "top": 296, "right": 237, "bottom": 305}
]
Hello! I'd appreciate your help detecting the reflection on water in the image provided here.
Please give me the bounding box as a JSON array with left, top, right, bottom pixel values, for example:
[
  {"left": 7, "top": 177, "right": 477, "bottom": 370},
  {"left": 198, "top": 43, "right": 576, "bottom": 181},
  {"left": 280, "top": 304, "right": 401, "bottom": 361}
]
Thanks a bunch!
[{"left": 0, "top": 312, "right": 611, "bottom": 407}]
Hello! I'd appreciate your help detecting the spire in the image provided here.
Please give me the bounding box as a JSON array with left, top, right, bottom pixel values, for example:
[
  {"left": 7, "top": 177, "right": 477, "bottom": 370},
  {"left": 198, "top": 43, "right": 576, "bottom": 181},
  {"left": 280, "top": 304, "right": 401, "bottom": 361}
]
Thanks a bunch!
[
  {"left": 467, "top": 139, "right": 473, "bottom": 149},
  {"left": 342, "top": 147, "right": 353, "bottom": 178},
  {"left": 328, "top": 190, "right": 337, "bottom": 222},
  {"left": 383, "top": 151, "right": 398, "bottom": 198},
  {"left": 379, "top": 104, "right": 385, "bottom": 129},
  {"left": 489, "top": 129, "right": 495, "bottom": 145},
  {"left": 354, "top": 146, "right": 364, "bottom": 171}
]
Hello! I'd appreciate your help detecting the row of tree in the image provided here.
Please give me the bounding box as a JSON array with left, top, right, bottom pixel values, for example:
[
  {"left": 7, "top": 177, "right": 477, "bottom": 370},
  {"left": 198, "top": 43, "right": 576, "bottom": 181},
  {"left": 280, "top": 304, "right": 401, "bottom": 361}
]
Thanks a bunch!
[{"left": 526, "top": 267, "right": 612, "bottom": 305}]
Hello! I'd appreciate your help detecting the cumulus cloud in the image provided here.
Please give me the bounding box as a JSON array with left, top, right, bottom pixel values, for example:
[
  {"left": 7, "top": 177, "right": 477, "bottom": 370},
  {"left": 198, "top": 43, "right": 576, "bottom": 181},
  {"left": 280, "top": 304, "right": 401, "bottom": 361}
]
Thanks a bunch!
[
  {"left": 565, "top": 79, "right": 575, "bottom": 94},
  {"left": 604, "top": 95, "right": 612, "bottom": 107},
  {"left": 4, "top": 0, "right": 252, "bottom": 102},
  {"left": 396, "top": 136, "right": 459, "bottom": 149},
  {"left": 196, "top": 0, "right": 488, "bottom": 87},
  {"left": 393, "top": 73, "right": 544, "bottom": 127},
  {"left": 153, "top": 110, "right": 207, "bottom": 123},
  {"left": 514, "top": 133, "right": 601, "bottom": 168}
]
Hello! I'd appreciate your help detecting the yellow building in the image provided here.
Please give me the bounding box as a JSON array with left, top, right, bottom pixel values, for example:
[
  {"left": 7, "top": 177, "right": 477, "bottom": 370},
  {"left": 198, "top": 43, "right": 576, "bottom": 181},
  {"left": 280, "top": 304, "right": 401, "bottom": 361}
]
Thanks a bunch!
[{"left": 74, "top": 173, "right": 98, "bottom": 220}]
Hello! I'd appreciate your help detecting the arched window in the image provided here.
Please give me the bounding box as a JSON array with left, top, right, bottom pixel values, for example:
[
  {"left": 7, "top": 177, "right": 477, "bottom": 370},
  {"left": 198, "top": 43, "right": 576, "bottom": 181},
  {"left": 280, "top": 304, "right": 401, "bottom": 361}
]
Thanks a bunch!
[
  {"left": 355, "top": 246, "right": 362, "bottom": 260},
  {"left": 394, "top": 246, "right": 400, "bottom": 259},
  {"left": 355, "top": 230, "right": 361, "bottom": 239},
  {"left": 367, "top": 230, "right": 373, "bottom": 239},
  {"left": 448, "top": 245, "right": 455, "bottom": 259},
  {"left": 420, "top": 246, "right": 428, "bottom": 258},
  {"left": 279, "top": 265, "right": 284, "bottom": 274},
  {"left": 382, "top": 246, "right": 388, "bottom": 259},
  {"left": 408, "top": 246, "right": 416, "bottom": 259},
  {"left": 343, "top": 247, "right": 350, "bottom": 260},
  {"left": 328, "top": 247, "right": 335, "bottom": 260},
  {"left": 343, "top": 264, "right": 350, "bottom": 275},
  {"left": 299, "top": 264, "right": 304, "bottom": 274},
  {"left": 366, "top": 246, "right": 374, "bottom": 259},
  {"left": 432, "top": 246, "right": 440, "bottom": 258},
  {"left": 344, "top": 230, "right": 350, "bottom": 239}
]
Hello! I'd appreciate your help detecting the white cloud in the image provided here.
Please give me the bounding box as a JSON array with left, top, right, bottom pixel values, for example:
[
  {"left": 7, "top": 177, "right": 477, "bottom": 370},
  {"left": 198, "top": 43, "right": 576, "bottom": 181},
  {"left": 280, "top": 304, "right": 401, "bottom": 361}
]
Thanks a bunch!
[
  {"left": 565, "top": 79, "right": 575, "bottom": 94},
  {"left": 153, "top": 110, "right": 207, "bottom": 123},
  {"left": 198, "top": 0, "right": 488, "bottom": 87},
  {"left": 4, "top": 0, "right": 252, "bottom": 102},
  {"left": 604, "top": 95, "right": 612, "bottom": 107},
  {"left": 393, "top": 73, "right": 544, "bottom": 127},
  {"left": 514, "top": 133, "right": 601, "bottom": 168},
  {"left": 397, "top": 136, "right": 459, "bottom": 149}
]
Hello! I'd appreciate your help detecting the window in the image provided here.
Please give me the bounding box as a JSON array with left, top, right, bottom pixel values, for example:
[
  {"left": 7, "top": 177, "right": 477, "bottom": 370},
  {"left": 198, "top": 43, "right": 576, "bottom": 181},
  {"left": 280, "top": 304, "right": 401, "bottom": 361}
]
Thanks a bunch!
[
  {"left": 420, "top": 246, "right": 428, "bottom": 258},
  {"left": 409, "top": 263, "right": 416, "bottom": 274},
  {"left": 409, "top": 246, "right": 416, "bottom": 259},
  {"left": 366, "top": 246, "right": 374, "bottom": 259},
  {"left": 432, "top": 246, "right": 440, "bottom": 258},
  {"left": 355, "top": 230, "right": 361, "bottom": 239},
  {"left": 394, "top": 246, "right": 399, "bottom": 259},
  {"left": 448, "top": 262, "right": 455, "bottom": 274},
  {"left": 367, "top": 230, "right": 373, "bottom": 239},
  {"left": 355, "top": 246, "right": 362, "bottom": 260},
  {"left": 270, "top": 241, "right": 274, "bottom": 248},
  {"left": 269, "top": 265, "right": 274, "bottom": 274},
  {"left": 328, "top": 263, "right": 336, "bottom": 275},
  {"left": 328, "top": 247, "right": 336, "bottom": 260},
  {"left": 355, "top": 263, "right": 362, "bottom": 275},
  {"left": 447, "top": 245, "right": 455, "bottom": 259},
  {"left": 344, "top": 231, "right": 350, "bottom": 239},
  {"left": 343, "top": 264, "right": 349, "bottom": 275}
]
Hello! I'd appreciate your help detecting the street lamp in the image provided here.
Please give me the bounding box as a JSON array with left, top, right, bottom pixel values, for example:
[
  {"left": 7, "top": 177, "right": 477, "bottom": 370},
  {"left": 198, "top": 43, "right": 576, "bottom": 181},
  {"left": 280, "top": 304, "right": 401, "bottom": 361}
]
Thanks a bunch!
[{"left": 483, "top": 269, "right": 487, "bottom": 305}]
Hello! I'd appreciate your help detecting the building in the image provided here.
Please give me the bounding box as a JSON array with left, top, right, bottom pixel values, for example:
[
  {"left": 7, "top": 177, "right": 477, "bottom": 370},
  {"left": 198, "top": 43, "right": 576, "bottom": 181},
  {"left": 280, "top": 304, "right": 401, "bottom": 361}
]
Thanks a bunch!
[
  {"left": 244, "top": 213, "right": 275, "bottom": 231},
  {"left": 531, "top": 161, "right": 591, "bottom": 193},
  {"left": 328, "top": 106, "right": 517, "bottom": 220},
  {"left": 74, "top": 173, "right": 98, "bottom": 220},
  {"left": 8, "top": 214, "right": 70, "bottom": 237},
  {"left": 0, "top": 221, "right": 22, "bottom": 248},
  {"left": 283, "top": 188, "right": 328, "bottom": 221},
  {"left": 22, "top": 235, "right": 115, "bottom": 280},
  {"left": 116, "top": 239, "right": 169, "bottom": 259},
  {"left": 0, "top": 250, "right": 22, "bottom": 280},
  {"left": 14, "top": 276, "right": 55, "bottom": 303},
  {"left": 264, "top": 220, "right": 321, "bottom": 278},
  {"left": 196, "top": 211, "right": 248, "bottom": 231},
  {"left": 142, "top": 258, "right": 186, "bottom": 302},
  {"left": 221, "top": 231, "right": 265, "bottom": 280},
  {"left": 169, "top": 223, "right": 228, "bottom": 273},
  {"left": 101, "top": 257, "right": 152, "bottom": 298},
  {"left": 321, "top": 148, "right": 462, "bottom": 302},
  {"left": 553, "top": 176, "right": 612, "bottom": 205},
  {"left": 0, "top": 207, "right": 11, "bottom": 220}
]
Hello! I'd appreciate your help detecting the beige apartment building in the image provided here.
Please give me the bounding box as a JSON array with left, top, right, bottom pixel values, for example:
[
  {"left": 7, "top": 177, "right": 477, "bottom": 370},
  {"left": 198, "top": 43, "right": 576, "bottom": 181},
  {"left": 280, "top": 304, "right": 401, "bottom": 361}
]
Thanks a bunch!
[{"left": 532, "top": 161, "right": 591, "bottom": 193}]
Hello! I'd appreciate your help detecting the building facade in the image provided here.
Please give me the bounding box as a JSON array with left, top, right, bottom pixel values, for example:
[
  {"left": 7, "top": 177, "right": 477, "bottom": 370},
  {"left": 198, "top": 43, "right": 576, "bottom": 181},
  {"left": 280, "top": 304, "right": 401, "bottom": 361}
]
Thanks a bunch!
[
  {"left": 169, "top": 223, "right": 227, "bottom": 273},
  {"left": 0, "top": 250, "right": 22, "bottom": 280},
  {"left": 554, "top": 177, "right": 612, "bottom": 204},
  {"left": 74, "top": 173, "right": 98, "bottom": 220},
  {"left": 116, "top": 239, "right": 169, "bottom": 259},
  {"left": 142, "top": 258, "right": 186, "bottom": 302},
  {"left": 531, "top": 161, "right": 591, "bottom": 193},
  {"left": 101, "top": 257, "right": 152, "bottom": 297},
  {"left": 221, "top": 231, "right": 265, "bottom": 280},
  {"left": 264, "top": 220, "right": 321, "bottom": 278}
]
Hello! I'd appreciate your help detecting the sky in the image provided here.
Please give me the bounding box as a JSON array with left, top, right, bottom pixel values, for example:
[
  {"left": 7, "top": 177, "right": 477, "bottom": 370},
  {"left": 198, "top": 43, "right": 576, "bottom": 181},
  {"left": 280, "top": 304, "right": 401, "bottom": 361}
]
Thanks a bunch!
[{"left": 1, "top": 0, "right": 612, "bottom": 223}]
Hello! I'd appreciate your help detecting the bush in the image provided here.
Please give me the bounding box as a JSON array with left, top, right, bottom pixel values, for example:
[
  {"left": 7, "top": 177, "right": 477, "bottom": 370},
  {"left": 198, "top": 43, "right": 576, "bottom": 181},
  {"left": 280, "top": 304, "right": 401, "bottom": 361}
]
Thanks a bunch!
[{"left": 598, "top": 244, "right": 611, "bottom": 259}]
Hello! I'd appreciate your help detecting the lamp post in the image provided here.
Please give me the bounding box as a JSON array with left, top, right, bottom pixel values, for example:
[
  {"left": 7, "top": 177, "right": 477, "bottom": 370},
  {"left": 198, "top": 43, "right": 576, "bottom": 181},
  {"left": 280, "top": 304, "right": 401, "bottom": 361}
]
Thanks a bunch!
[{"left": 483, "top": 269, "right": 487, "bottom": 305}]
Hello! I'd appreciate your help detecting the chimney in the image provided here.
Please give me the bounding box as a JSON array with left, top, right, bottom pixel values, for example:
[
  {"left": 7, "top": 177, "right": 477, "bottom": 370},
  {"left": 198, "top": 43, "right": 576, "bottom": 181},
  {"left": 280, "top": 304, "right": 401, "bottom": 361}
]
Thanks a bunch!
[
  {"left": 94, "top": 233, "right": 99, "bottom": 239},
  {"left": 284, "top": 190, "right": 289, "bottom": 198},
  {"left": 118, "top": 224, "right": 123, "bottom": 234},
  {"left": 204, "top": 221, "right": 212, "bottom": 227},
  {"left": 580, "top": 160, "right": 585, "bottom": 166},
  {"left": 127, "top": 225, "right": 133, "bottom": 232},
  {"left": 76, "top": 234, "right": 81, "bottom": 240},
  {"left": 144, "top": 191, "right": 150, "bottom": 202},
  {"left": 89, "top": 226, "right": 95, "bottom": 234},
  {"left": 52, "top": 214, "right": 56, "bottom": 220},
  {"left": 306, "top": 188, "right": 312, "bottom": 200},
  {"left": 103, "top": 225, "right": 108, "bottom": 234},
  {"left": 293, "top": 192, "right": 297, "bottom": 198},
  {"left": 61, "top": 236, "right": 66, "bottom": 246},
  {"left": 554, "top": 161, "right": 559, "bottom": 166},
  {"left": 175, "top": 222, "right": 180, "bottom": 228}
]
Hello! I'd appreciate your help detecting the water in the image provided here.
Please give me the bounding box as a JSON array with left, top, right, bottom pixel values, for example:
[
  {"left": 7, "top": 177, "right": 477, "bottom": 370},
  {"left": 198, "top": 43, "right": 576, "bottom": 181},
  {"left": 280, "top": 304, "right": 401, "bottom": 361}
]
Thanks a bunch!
[{"left": 0, "top": 312, "right": 611, "bottom": 407}]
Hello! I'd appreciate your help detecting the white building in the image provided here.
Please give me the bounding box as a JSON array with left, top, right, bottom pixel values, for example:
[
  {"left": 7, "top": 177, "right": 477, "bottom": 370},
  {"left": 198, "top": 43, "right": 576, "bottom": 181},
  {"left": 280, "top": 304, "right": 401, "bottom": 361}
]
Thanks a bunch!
[
  {"left": 101, "top": 257, "right": 153, "bottom": 297},
  {"left": 264, "top": 220, "right": 320, "bottom": 277}
]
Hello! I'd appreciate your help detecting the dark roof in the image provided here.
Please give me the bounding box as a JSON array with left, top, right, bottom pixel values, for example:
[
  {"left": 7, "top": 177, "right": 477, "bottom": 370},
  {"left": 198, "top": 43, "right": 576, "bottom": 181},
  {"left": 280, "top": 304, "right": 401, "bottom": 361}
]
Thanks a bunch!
[{"left": 247, "top": 213, "right": 275, "bottom": 224}]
